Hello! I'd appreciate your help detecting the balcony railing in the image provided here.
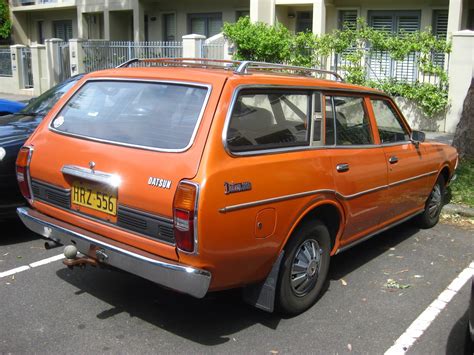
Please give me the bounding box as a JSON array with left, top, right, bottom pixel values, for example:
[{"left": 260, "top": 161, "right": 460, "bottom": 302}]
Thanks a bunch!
[{"left": 11, "top": 0, "right": 74, "bottom": 7}]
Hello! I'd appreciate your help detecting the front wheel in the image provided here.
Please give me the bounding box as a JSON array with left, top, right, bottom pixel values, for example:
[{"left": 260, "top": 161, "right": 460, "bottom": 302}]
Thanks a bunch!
[
  {"left": 276, "top": 220, "right": 331, "bottom": 316},
  {"left": 417, "top": 175, "right": 445, "bottom": 229}
]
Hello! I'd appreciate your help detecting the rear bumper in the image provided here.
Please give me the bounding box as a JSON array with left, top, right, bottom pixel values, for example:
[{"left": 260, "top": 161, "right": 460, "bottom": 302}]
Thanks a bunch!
[{"left": 17, "top": 207, "right": 211, "bottom": 298}]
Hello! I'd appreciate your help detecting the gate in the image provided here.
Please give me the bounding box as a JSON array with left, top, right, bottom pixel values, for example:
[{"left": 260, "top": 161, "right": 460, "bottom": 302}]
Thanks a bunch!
[
  {"left": 20, "top": 47, "right": 33, "bottom": 89},
  {"left": 57, "top": 41, "right": 71, "bottom": 82}
]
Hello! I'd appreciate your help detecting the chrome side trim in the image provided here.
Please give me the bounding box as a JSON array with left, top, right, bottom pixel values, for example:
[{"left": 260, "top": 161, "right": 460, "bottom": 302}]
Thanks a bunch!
[
  {"left": 219, "top": 189, "right": 336, "bottom": 213},
  {"left": 388, "top": 170, "right": 438, "bottom": 188},
  {"left": 61, "top": 165, "right": 121, "bottom": 187},
  {"left": 341, "top": 185, "right": 387, "bottom": 200},
  {"left": 219, "top": 171, "right": 438, "bottom": 213},
  {"left": 335, "top": 209, "right": 423, "bottom": 254},
  {"left": 49, "top": 78, "right": 212, "bottom": 153},
  {"left": 17, "top": 207, "right": 211, "bottom": 298}
]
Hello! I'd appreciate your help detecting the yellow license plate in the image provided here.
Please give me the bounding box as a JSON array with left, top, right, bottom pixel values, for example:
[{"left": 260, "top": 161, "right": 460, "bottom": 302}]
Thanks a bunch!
[{"left": 71, "top": 181, "right": 117, "bottom": 216}]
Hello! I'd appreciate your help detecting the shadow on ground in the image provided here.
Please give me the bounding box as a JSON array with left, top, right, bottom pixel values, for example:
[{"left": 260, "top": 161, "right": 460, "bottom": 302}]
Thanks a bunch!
[
  {"left": 55, "top": 220, "right": 420, "bottom": 345},
  {"left": 0, "top": 217, "right": 40, "bottom": 245}
]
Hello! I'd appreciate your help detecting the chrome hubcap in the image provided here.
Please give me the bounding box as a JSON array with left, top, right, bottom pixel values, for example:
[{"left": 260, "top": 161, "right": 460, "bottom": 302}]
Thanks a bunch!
[
  {"left": 428, "top": 184, "right": 442, "bottom": 218},
  {"left": 290, "top": 239, "right": 323, "bottom": 297}
]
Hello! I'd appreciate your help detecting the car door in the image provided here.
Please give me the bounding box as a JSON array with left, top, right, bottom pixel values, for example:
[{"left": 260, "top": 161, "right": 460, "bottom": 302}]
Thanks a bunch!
[
  {"left": 322, "top": 94, "right": 388, "bottom": 244},
  {"left": 369, "top": 98, "right": 434, "bottom": 221}
]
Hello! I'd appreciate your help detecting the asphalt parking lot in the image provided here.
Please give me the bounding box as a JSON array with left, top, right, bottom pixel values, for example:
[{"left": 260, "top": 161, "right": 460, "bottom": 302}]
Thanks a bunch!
[{"left": 1, "top": 216, "right": 472, "bottom": 354}]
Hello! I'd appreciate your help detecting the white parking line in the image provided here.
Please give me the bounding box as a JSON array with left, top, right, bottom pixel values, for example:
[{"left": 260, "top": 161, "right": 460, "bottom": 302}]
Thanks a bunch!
[
  {"left": 0, "top": 253, "right": 65, "bottom": 279},
  {"left": 385, "top": 261, "right": 474, "bottom": 355}
]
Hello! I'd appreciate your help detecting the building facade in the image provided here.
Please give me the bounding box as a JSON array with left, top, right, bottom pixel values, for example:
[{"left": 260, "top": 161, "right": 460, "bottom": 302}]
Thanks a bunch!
[{"left": 9, "top": 0, "right": 474, "bottom": 44}]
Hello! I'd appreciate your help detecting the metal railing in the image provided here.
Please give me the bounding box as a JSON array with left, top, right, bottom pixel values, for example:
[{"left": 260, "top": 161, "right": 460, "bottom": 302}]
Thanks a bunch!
[
  {"left": 202, "top": 33, "right": 226, "bottom": 60},
  {"left": 57, "top": 41, "right": 71, "bottom": 82},
  {"left": 82, "top": 41, "right": 183, "bottom": 73},
  {"left": 11, "top": 0, "right": 73, "bottom": 6},
  {"left": 0, "top": 48, "right": 12, "bottom": 77},
  {"left": 20, "top": 47, "right": 34, "bottom": 88}
]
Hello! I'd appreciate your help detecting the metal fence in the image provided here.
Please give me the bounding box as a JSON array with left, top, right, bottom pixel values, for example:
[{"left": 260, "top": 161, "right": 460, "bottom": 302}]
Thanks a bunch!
[
  {"left": 82, "top": 41, "right": 183, "bottom": 72},
  {"left": 20, "top": 47, "right": 33, "bottom": 89},
  {"left": 57, "top": 41, "right": 71, "bottom": 82},
  {"left": 0, "top": 48, "right": 12, "bottom": 77},
  {"left": 322, "top": 48, "right": 448, "bottom": 86}
]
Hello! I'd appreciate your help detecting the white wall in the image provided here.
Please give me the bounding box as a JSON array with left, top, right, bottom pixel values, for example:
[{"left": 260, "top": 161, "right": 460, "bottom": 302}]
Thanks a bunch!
[{"left": 144, "top": 0, "right": 250, "bottom": 41}]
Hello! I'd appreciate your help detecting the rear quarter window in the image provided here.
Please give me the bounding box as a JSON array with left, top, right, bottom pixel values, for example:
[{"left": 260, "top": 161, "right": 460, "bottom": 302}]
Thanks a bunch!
[
  {"left": 51, "top": 80, "right": 209, "bottom": 151},
  {"left": 226, "top": 90, "right": 310, "bottom": 152}
]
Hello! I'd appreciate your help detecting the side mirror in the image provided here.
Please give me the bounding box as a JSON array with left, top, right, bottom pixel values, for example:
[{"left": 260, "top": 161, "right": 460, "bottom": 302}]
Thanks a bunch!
[{"left": 410, "top": 130, "right": 425, "bottom": 147}]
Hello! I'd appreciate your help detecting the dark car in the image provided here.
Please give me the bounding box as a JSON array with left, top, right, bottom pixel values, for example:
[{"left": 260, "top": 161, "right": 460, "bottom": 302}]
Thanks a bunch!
[
  {"left": 0, "top": 98, "right": 26, "bottom": 116},
  {"left": 0, "top": 74, "right": 83, "bottom": 219}
]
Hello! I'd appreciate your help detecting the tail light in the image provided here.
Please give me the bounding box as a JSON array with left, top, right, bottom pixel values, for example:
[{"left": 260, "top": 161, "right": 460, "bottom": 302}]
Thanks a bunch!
[
  {"left": 16, "top": 146, "right": 34, "bottom": 201},
  {"left": 173, "top": 181, "right": 198, "bottom": 253}
]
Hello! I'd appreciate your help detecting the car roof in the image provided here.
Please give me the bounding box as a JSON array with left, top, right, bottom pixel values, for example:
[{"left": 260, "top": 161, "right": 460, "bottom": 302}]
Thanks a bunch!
[{"left": 83, "top": 66, "right": 387, "bottom": 97}]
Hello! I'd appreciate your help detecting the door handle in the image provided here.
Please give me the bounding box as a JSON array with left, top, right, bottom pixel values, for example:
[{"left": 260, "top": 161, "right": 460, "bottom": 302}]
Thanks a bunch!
[
  {"left": 336, "top": 163, "right": 350, "bottom": 172},
  {"left": 389, "top": 156, "right": 399, "bottom": 164}
]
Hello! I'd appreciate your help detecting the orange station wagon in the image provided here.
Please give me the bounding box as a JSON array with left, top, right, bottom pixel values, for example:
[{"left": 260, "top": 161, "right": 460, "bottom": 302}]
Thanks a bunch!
[{"left": 16, "top": 58, "right": 458, "bottom": 315}]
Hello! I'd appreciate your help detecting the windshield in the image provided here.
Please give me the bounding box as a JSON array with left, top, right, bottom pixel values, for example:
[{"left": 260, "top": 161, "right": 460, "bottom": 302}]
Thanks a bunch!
[
  {"left": 51, "top": 80, "right": 209, "bottom": 151},
  {"left": 20, "top": 76, "right": 80, "bottom": 115}
]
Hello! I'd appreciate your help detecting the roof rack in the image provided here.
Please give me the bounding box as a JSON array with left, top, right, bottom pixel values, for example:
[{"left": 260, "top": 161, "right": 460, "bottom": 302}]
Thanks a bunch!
[{"left": 116, "top": 58, "right": 344, "bottom": 82}]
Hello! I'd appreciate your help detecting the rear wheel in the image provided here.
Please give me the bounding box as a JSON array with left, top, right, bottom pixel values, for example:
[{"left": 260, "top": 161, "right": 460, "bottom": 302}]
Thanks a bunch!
[
  {"left": 276, "top": 220, "right": 331, "bottom": 316},
  {"left": 417, "top": 175, "right": 445, "bottom": 229}
]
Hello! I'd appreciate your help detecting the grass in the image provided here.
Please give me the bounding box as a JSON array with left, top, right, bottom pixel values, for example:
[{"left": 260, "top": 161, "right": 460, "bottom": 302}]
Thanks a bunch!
[{"left": 449, "top": 159, "right": 474, "bottom": 208}]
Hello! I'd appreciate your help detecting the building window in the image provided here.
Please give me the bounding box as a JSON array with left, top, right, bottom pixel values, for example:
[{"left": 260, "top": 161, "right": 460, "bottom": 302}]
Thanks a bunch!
[
  {"left": 53, "top": 20, "right": 73, "bottom": 41},
  {"left": 367, "top": 11, "right": 421, "bottom": 82},
  {"left": 188, "top": 13, "right": 222, "bottom": 38},
  {"left": 236, "top": 10, "right": 250, "bottom": 21},
  {"left": 296, "top": 11, "right": 312, "bottom": 33},
  {"left": 432, "top": 10, "right": 448, "bottom": 38},
  {"left": 338, "top": 10, "right": 357, "bottom": 30},
  {"left": 163, "top": 13, "right": 176, "bottom": 41},
  {"left": 368, "top": 10, "right": 421, "bottom": 34}
]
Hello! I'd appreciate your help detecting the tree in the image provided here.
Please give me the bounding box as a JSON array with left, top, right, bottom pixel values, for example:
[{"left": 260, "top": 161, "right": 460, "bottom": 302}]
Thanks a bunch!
[
  {"left": 452, "top": 78, "right": 474, "bottom": 159},
  {"left": 0, "top": 0, "right": 12, "bottom": 40}
]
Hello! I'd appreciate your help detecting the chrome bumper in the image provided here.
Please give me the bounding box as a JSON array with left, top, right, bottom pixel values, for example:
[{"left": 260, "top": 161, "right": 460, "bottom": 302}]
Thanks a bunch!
[{"left": 17, "top": 207, "right": 211, "bottom": 298}]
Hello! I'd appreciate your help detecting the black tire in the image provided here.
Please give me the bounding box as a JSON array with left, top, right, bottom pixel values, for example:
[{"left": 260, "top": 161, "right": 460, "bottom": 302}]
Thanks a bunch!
[
  {"left": 417, "top": 175, "right": 445, "bottom": 229},
  {"left": 276, "top": 220, "right": 331, "bottom": 316}
]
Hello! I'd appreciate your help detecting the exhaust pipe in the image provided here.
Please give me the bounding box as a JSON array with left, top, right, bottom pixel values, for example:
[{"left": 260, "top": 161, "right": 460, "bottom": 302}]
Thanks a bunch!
[{"left": 44, "top": 240, "right": 62, "bottom": 250}]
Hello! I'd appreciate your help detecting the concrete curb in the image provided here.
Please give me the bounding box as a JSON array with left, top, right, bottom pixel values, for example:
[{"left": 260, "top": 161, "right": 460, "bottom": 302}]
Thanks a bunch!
[{"left": 442, "top": 204, "right": 474, "bottom": 217}]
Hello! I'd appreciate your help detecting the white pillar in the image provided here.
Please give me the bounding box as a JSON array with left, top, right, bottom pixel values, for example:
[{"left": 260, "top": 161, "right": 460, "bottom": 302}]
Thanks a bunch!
[
  {"left": 182, "top": 34, "right": 206, "bottom": 58},
  {"left": 104, "top": 10, "right": 111, "bottom": 40},
  {"left": 445, "top": 30, "right": 474, "bottom": 133},
  {"left": 250, "top": 0, "right": 275, "bottom": 25},
  {"left": 45, "top": 38, "right": 63, "bottom": 89},
  {"left": 69, "top": 39, "right": 86, "bottom": 76},
  {"left": 133, "top": 1, "right": 145, "bottom": 42},
  {"left": 77, "top": 9, "right": 86, "bottom": 39},
  {"left": 447, "top": 0, "right": 463, "bottom": 37},
  {"left": 30, "top": 44, "right": 46, "bottom": 96},
  {"left": 312, "top": 0, "right": 326, "bottom": 35},
  {"left": 10, "top": 45, "right": 25, "bottom": 91}
]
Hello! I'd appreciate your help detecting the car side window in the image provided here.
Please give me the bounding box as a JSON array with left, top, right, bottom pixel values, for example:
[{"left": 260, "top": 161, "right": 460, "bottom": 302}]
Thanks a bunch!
[
  {"left": 332, "top": 96, "right": 373, "bottom": 145},
  {"left": 227, "top": 90, "right": 310, "bottom": 152},
  {"left": 371, "top": 99, "right": 409, "bottom": 143}
]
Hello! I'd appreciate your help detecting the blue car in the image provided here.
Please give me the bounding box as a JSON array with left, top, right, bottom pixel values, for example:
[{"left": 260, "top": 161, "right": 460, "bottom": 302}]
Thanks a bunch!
[
  {"left": 0, "top": 98, "right": 26, "bottom": 116},
  {"left": 0, "top": 74, "right": 83, "bottom": 219}
]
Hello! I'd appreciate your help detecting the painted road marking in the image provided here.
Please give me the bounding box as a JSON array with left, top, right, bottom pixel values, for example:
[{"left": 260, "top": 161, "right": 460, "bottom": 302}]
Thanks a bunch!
[
  {"left": 0, "top": 253, "right": 65, "bottom": 279},
  {"left": 385, "top": 261, "right": 474, "bottom": 355}
]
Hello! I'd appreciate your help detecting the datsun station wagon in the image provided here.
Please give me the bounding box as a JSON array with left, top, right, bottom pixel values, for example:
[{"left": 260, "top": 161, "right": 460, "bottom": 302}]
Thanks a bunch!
[{"left": 17, "top": 58, "right": 458, "bottom": 315}]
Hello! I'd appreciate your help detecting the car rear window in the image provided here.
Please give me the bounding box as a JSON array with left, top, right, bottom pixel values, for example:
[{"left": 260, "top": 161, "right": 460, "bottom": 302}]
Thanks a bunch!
[{"left": 51, "top": 80, "right": 209, "bottom": 151}]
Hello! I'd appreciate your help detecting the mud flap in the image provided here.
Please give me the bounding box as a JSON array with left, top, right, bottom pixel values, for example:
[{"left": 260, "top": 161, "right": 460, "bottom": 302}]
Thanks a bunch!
[{"left": 242, "top": 251, "right": 284, "bottom": 313}]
